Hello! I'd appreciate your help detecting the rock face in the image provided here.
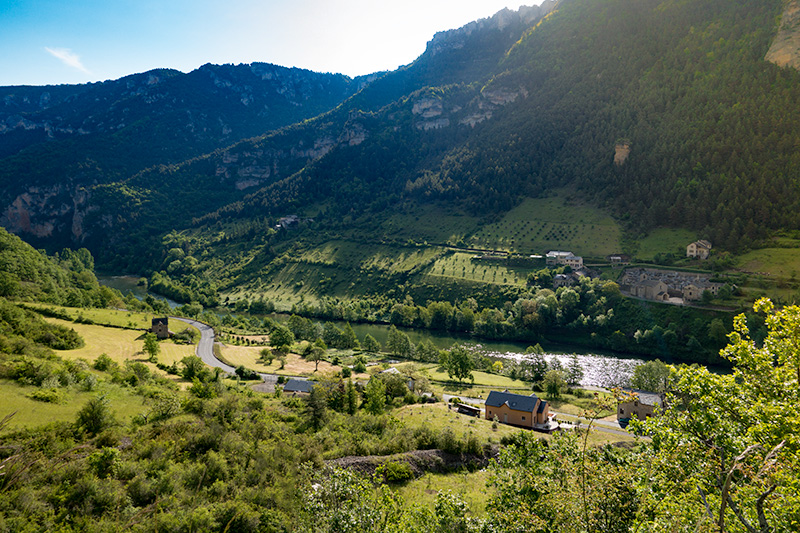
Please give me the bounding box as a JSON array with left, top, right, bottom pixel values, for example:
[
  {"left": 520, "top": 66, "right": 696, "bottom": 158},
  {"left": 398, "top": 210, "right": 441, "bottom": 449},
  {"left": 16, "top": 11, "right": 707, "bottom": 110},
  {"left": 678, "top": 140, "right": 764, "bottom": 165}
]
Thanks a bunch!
[
  {"left": 614, "top": 144, "right": 631, "bottom": 166},
  {"left": 427, "top": 2, "right": 558, "bottom": 56},
  {"left": 766, "top": 1, "right": 800, "bottom": 69}
]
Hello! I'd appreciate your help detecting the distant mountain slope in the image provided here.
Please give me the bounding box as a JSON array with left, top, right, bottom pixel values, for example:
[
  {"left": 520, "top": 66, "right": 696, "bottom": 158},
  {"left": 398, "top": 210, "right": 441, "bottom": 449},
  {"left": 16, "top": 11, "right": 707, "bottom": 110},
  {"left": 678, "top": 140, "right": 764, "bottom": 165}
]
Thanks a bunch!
[
  {"left": 0, "top": 63, "right": 375, "bottom": 241},
  {"left": 766, "top": 0, "right": 800, "bottom": 69},
  {"left": 0, "top": 3, "right": 556, "bottom": 263},
  {"left": 5, "top": 0, "right": 800, "bottom": 274},
  {"left": 187, "top": 0, "right": 796, "bottom": 253}
]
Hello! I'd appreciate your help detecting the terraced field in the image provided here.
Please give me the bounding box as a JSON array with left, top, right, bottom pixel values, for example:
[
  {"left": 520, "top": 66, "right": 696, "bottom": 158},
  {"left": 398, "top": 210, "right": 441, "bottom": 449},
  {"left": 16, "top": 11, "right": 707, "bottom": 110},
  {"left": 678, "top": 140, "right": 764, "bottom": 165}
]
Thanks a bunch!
[
  {"left": 468, "top": 196, "right": 622, "bottom": 256},
  {"left": 422, "top": 252, "right": 529, "bottom": 286}
]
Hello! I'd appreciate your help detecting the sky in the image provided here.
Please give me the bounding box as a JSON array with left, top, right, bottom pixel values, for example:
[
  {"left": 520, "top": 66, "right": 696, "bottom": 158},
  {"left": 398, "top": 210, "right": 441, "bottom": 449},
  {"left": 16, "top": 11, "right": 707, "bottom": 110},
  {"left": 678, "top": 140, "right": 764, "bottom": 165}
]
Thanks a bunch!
[{"left": 0, "top": 1, "right": 543, "bottom": 87}]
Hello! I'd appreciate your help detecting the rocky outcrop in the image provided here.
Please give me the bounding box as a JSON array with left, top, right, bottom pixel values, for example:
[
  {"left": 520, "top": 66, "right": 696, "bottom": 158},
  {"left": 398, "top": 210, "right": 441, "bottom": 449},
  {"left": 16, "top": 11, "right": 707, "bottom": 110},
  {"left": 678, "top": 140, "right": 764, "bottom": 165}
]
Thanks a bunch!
[
  {"left": 1, "top": 184, "right": 91, "bottom": 241},
  {"left": 614, "top": 144, "right": 631, "bottom": 165},
  {"left": 766, "top": 1, "right": 800, "bottom": 69},
  {"left": 427, "top": 2, "right": 557, "bottom": 56}
]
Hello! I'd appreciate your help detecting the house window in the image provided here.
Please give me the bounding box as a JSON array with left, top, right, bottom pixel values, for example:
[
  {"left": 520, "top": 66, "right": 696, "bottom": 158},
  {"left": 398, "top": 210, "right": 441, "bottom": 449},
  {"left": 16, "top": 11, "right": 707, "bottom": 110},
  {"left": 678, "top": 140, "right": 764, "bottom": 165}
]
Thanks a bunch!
[
  {"left": 522, "top": 416, "right": 525, "bottom": 421},
  {"left": 619, "top": 409, "right": 625, "bottom": 415}
]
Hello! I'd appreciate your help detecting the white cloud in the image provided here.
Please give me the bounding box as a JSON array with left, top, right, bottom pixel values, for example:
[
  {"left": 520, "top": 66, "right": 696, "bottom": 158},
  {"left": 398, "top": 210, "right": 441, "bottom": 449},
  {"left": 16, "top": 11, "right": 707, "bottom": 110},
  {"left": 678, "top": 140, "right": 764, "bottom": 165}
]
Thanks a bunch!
[{"left": 44, "top": 47, "right": 91, "bottom": 74}]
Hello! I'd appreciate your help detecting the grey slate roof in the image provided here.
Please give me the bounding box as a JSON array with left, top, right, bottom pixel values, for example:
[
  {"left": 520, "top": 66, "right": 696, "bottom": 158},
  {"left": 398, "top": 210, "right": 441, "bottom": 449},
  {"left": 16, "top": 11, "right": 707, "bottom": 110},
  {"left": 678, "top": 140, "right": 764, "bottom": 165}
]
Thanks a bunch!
[
  {"left": 284, "top": 379, "right": 315, "bottom": 393},
  {"left": 485, "top": 390, "right": 539, "bottom": 413},
  {"left": 537, "top": 400, "right": 548, "bottom": 414},
  {"left": 624, "top": 388, "right": 664, "bottom": 408}
]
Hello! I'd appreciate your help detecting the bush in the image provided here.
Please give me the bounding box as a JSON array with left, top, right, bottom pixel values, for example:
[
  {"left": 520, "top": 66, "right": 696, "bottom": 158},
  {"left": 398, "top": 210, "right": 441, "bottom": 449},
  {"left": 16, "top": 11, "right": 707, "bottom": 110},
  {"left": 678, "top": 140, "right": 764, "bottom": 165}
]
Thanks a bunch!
[
  {"left": 235, "top": 365, "right": 260, "bottom": 380},
  {"left": 76, "top": 394, "right": 115, "bottom": 436},
  {"left": 377, "top": 461, "right": 414, "bottom": 483},
  {"left": 28, "top": 388, "right": 63, "bottom": 403}
]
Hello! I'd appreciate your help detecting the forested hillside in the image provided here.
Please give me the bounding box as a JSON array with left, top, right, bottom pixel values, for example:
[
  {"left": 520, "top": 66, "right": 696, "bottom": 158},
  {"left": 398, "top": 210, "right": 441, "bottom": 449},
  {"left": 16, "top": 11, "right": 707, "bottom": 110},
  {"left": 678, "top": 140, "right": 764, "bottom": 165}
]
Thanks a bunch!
[
  {"left": 0, "top": 64, "right": 373, "bottom": 246},
  {"left": 221, "top": 0, "right": 793, "bottom": 251},
  {"left": 51, "top": 0, "right": 798, "bottom": 276}
]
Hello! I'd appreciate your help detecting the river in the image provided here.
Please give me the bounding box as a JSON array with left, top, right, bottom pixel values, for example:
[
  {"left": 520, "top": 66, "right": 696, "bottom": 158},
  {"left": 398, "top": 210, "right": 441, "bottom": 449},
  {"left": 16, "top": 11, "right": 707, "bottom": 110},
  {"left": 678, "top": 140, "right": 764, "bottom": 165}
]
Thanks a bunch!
[
  {"left": 97, "top": 274, "right": 181, "bottom": 309},
  {"left": 98, "top": 275, "right": 643, "bottom": 388},
  {"left": 289, "top": 318, "right": 644, "bottom": 389}
]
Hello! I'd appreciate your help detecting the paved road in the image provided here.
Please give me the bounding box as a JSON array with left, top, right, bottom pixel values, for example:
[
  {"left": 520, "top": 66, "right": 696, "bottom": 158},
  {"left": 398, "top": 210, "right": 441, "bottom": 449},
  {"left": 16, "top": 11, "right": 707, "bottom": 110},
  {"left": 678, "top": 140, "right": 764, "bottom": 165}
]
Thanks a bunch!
[
  {"left": 171, "top": 317, "right": 307, "bottom": 391},
  {"left": 171, "top": 317, "right": 234, "bottom": 374}
]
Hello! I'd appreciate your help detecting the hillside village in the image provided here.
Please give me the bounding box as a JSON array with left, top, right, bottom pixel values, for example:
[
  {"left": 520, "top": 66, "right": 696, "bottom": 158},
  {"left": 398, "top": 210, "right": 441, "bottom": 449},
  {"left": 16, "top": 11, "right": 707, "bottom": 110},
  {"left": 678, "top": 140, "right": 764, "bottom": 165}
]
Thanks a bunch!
[{"left": 473, "top": 239, "right": 724, "bottom": 306}]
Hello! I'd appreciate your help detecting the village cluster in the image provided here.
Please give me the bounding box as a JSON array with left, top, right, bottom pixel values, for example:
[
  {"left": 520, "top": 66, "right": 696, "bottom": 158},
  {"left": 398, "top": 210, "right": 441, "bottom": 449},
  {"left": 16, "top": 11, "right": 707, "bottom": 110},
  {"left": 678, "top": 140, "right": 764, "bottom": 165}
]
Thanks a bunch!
[{"left": 485, "top": 239, "right": 721, "bottom": 306}]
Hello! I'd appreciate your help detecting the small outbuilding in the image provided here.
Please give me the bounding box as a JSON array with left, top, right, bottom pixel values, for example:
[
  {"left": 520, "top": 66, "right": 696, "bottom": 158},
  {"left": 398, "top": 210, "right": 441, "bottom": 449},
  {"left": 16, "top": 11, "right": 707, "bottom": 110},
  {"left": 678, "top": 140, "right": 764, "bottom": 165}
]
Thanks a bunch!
[{"left": 456, "top": 403, "right": 482, "bottom": 417}]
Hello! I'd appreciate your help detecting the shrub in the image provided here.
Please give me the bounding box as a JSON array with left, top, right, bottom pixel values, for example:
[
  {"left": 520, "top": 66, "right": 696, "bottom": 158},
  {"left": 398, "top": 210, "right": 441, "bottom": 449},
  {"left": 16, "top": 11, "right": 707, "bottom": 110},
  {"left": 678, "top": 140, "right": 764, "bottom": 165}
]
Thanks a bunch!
[
  {"left": 377, "top": 461, "right": 414, "bottom": 483},
  {"left": 76, "top": 394, "right": 115, "bottom": 436},
  {"left": 28, "top": 388, "right": 63, "bottom": 403}
]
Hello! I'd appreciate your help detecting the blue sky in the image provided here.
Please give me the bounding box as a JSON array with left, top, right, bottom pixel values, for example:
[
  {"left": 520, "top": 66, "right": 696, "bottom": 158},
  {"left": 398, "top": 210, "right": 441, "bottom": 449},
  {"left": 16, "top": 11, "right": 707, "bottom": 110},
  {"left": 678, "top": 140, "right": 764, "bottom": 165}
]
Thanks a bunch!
[{"left": 0, "top": 1, "right": 541, "bottom": 87}]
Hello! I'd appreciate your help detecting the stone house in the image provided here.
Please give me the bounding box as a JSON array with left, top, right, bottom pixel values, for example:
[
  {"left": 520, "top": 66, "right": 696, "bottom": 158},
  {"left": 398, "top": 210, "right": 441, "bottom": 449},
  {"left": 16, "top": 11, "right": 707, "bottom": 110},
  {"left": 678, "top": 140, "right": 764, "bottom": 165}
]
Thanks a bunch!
[
  {"left": 686, "top": 240, "right": 712, "bottom": 260},
  {"left": 545, "top": 251, "right": 584, "bottom": 269},
  {"left": 631, "top": 280, "right": 669, "bottom": 301},
  {"left": 553, "top": 273, "right": 575, "bottom": 288},
  {"left": 150, "top": 317, "right": 171, "bottom": 339},
  {"left": 617, "top": 389, "right": 665, "bottom": 428},
  {"left": 683, "top": 283, "right": 715, "bottom": 302}
]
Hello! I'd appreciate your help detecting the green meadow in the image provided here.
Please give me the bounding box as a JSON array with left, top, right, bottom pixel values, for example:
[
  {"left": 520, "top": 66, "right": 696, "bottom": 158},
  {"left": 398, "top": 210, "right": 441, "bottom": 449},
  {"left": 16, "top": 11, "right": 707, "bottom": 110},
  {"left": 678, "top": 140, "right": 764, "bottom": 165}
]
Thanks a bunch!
[{"left": 634, "top": 228, "right": 697, "bottom": 260}]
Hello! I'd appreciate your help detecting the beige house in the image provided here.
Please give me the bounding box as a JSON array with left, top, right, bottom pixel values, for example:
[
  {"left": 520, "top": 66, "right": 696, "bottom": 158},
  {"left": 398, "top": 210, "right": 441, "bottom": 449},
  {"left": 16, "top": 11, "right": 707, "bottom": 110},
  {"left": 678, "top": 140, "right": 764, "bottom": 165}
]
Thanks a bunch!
[
  {"left": 687, "top": 240, "right": 712, "bottom": 260},
  {"left": 631, "top": 280, "right": 669, "bottom": 301},
  {"left": 617, "top": 389, "right": 665, "bottom": 428},
  {"left": 485, "top": 390, "right": 553, "bottom": 430},
  {"left": 545, "top": 251, "right": 583, "bottom": 269}
]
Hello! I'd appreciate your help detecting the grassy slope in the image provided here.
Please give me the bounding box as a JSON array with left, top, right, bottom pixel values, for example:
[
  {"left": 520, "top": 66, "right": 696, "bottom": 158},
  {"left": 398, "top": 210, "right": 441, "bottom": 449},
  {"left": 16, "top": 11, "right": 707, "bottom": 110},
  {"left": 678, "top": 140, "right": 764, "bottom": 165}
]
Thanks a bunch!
[
  {"left": 0, "top": 380, "right": 146, "bottom": 432},
  {"left": 635, "top": 228, "right": 698, "bottom": 260},
  {"left": 45, "top": 318, "right": 197, "bottom": 366}
]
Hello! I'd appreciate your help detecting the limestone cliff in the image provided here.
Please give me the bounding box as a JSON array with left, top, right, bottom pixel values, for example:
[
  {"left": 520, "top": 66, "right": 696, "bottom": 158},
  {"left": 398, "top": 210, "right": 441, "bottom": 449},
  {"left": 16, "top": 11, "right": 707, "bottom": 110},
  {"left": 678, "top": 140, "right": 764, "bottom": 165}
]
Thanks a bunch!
[{"left": 766, "top": 1, "right": 800, "bottom": 69}]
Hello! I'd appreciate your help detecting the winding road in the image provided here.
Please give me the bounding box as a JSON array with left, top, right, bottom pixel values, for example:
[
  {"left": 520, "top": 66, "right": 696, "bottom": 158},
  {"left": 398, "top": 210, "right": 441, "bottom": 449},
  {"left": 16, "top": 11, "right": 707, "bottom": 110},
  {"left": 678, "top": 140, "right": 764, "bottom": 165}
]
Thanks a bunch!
[
  {"left": 171, "top": 317, "right": 234, "bottom": 374},
  {"left": 171, "top": 316, "right": 293, "bottom": 391}
]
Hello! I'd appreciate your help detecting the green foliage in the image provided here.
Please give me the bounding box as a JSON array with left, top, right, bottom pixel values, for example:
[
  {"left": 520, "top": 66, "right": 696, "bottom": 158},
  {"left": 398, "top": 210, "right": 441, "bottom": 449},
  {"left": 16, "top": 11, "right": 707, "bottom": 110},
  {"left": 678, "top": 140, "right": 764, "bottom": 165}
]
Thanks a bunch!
[
  {"left": 143, "top": 332, "right": 160, "bottom": 363},
  {"left": 387, "top": 325, "right": 414, "bottom": 358},
  {"left": 27, "top": 388, "right": 64, "bottom": 404},
  {"left": 543, "top": 369, "right": 566, "bottom": 400},
  {"left": 362, "top": 333, "right": 381, "bottom": 354},
  {"left": 623, "top": 299, "right": 799, "bottom": 530},
  {"left": 376, "top": 461, "right": 414, "bottom": 484},
  {"left": 234, "top": 365, "right": 260, "bottom": 380},
  {"left": 76, "top": 394, "right": 115, "bottom": 436},
  {"left": 440, "top": 344, "right": 475, "bottom": 384},
  {"left": 630, "top": 359, "right": 671, "bottom": 392},
  {"left": 364, "top": 378, "right": 386, "bottom": 415},
  {"left": 270, "top": 324, "right": 295, "bottom": 355}
]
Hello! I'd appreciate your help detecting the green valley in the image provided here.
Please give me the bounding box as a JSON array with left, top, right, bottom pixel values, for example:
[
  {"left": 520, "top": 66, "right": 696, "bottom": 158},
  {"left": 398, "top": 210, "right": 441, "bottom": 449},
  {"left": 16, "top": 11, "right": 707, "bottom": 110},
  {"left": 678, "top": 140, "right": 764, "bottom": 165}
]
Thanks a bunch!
[{"left": 4, "top": 0, "right": 800, "bottom": 529}]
